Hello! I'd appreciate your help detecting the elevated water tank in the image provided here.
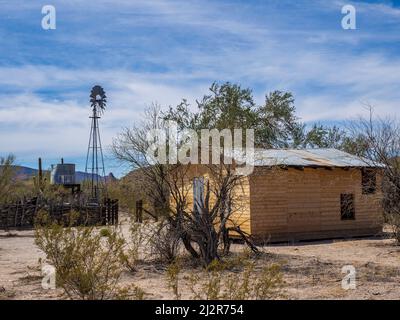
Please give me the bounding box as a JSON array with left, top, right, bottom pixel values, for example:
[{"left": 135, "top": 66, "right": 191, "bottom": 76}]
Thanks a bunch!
[{"left": 50, "top": 160, "right": 76, "bottom": 185}]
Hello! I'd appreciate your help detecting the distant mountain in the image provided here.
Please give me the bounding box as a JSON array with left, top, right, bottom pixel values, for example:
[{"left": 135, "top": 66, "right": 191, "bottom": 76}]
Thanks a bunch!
[
  {"left": 2, "top": 165, "right": 116, "bottom": 183},
  {"left": 11, "top": 166, "right": 39, "bottom": 181},
  {"left": 105, "top": 172, "right": 118, "bottom": 183},
  {"left": 75, "top": 170, "right": 104, "bottom": 183}
]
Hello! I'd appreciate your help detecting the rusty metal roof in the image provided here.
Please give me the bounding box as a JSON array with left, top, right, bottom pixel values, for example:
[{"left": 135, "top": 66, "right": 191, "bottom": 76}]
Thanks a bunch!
[{"left": 249, "top": 148, "right": 383, "bottom": 168}]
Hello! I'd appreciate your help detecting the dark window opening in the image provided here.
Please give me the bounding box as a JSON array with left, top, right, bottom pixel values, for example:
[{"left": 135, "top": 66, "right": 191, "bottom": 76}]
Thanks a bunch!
[
  {"left": 362, "top": 169, "right": 377, "bottom": 194},
  {"left": 136, "top": 200, "right": 143, "bottom": 223},
  {"left": 341, "top": 194, "right": 355, "bottom": 220}
]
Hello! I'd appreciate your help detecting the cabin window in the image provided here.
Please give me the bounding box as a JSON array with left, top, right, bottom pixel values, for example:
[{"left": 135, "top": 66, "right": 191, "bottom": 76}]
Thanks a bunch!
[
  {"left": 135, "top": 200, "right": 143, "bottom": 223},
  {"left": 362, "top": 169, "right": 376, "bottom": 194},
  {"left": 341, "top": 194, "right": 355, "bottom": 220},
  {"left": 193, "top": 177, "right": 204, "bottom": 212}
]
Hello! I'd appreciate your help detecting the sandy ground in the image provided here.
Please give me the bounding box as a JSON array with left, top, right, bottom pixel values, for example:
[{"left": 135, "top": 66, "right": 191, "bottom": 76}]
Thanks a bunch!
[{"left": 1, "top": 219, "right": 400, "bottom": 300}]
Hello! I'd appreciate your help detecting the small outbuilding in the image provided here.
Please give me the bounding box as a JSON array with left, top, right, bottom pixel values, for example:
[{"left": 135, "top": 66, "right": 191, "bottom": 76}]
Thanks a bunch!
[
  {"left": 130, "top": 148, "right": 384, "bottom": 243},
  {"left": 50, "top": 159, "right": 81, "bottom": 193},
  {"left": 188, "top": 148, "right": 384, "bottom": 242},
  {"left": 235, "top": 149, "right": 383, "bottom": 241}
]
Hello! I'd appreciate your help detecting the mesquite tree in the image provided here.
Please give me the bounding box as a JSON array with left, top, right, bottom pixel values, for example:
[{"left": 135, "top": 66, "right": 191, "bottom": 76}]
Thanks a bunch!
[
  {"left": 181, "top": 160, "right": 258, "bottom": 266},
  {"left": 112, "top": 105, "right": 258, "bottom": 266},
  {"left": 112, "top": 105, "right": 199, "bottom": 259}
]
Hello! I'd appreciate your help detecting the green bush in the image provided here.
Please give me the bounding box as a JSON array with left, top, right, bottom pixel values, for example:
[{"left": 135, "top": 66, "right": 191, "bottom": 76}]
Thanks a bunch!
[
  {"left": 35, "top": 213, "right": 144, "bottom": 300},
  {"left": 99, "top": 228, "right": 112, "bottom": 237},
  {"left": 182, "top": 259, "right": 283, "bottom": 300},
  {"left": 166, "top": 260, "right": 182, "bottom": 300}
]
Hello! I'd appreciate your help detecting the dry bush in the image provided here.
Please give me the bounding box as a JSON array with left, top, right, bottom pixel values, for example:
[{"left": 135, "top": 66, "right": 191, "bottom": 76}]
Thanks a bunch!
[
  {"left": 149, "top": 221, "right": 182, "bottom": 264},
  {"left": 123, "top": 219, "right": 182, "bottom": 270},
  {"left": 188, "top": 259, "right": 283, "bottom": 300},
  {"left": 166, "top": 260, "right": 182, "bottom": 300},
  {"left": 226, "top": 263, "right": 283, "bottom": 300},
  {"left": 35, "top": 212, "right": 144, "bottom": 300},
  {"left": 346, "top": 110, "right": 400, "bottom": 242},
  {"left": 188, "top": 264, "right": 222, "bottom": 300},
  {"left": 386, "top": 214, "right": 400, "bottom": 242},
  {"left": 166, "top": 257, "right": 283, "bottom": 300},
  {"left": 0, "top": 286, "right": 16, "bottom": 300},
  {"left": 122, "top": 221, "right": 151, "bottom": 272}
]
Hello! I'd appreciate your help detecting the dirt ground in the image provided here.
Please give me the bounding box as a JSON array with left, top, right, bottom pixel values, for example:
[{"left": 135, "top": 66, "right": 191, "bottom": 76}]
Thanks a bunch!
[{"left": 1, "top": 219, "right": 400, "bottom": 300}]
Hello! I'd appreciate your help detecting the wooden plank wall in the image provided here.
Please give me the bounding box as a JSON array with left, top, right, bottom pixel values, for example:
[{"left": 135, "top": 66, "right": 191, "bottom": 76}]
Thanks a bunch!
[
  {"left": 179, "top": 165, "right": 252, "bottom": 234},
  {"left": 229, "top": 176, "right": 251, "bottom": 234},
  {"left": 249, "top": 167, "right": 383, "bottom": 241},
  {"left": 249, "top": 167, "right": 289, "bottom": 239}
]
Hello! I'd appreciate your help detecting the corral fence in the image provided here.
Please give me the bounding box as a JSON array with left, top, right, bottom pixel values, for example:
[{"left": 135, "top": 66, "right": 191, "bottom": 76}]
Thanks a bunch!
[{"left": 0, "top": 197, "right": 118, "bottom": 230}]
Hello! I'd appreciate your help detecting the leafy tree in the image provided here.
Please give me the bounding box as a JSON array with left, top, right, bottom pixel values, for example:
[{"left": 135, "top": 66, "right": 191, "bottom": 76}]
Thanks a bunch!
[
  {"left": 302, "top": 124, "right": 347, "bottom": 149},
  {"left": 197, "top": 82, "right": 257, "bottom": 131},
  {"left": 256, "top": 91, "right": 304, "bottom": 148},
  {"left": 164, "top": 82, "right": 352, "bottom": 150},
  {"left": 165, "top": 82, "right": 257, "bottom": 132},
  {"left": 340, "top": 134, "right": 370, "bottom": 157}
]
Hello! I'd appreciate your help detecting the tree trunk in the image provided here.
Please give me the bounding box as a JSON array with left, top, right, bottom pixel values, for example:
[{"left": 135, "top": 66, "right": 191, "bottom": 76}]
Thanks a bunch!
[{"left": 181, "top": 232, "right": 200, "bottom": 259}]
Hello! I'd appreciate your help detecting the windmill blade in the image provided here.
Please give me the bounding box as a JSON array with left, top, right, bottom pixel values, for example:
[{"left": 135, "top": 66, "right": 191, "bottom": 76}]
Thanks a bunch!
[{"left": 90, "top": 85, "right": 107, "bottom": 112}]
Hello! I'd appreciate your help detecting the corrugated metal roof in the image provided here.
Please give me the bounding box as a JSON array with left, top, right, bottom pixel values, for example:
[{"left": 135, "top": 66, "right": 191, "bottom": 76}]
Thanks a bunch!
[{"left": 247, "top": 148, "right": 384, "bottom": 168}]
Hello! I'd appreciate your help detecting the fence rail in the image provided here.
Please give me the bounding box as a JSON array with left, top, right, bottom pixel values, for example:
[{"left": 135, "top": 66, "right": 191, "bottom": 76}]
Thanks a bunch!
[{"left": 0, "top": 198, "right": 118, "bottom": 230}]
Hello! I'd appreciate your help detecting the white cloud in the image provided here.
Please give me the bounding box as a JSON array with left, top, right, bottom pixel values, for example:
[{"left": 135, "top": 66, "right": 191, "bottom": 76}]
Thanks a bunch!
[
  {"left": 297, "top": 95, "right": 400, "bottom": 122},
  {"left": 0, "top": 67, "right": 209, "bottom": 159},
  {"left": 1, "top": 0, "right": 400, "bottom": 170}
]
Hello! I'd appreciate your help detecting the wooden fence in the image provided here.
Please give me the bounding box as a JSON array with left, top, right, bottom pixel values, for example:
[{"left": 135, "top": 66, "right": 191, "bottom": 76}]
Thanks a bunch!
[{"left": 0, "top": 198, "right": 118, "bottom": 230}]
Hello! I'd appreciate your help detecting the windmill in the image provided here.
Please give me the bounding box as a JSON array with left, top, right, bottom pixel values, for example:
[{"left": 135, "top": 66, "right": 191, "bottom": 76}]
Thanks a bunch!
[{"left": 85, "top": 85, "right": 107, "bottom": 202}]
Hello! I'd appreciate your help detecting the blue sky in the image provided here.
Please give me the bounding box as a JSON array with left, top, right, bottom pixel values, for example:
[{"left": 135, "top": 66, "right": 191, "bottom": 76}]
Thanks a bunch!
[{"left": 0, "top": 0, "right": 399, "bottom": 176}]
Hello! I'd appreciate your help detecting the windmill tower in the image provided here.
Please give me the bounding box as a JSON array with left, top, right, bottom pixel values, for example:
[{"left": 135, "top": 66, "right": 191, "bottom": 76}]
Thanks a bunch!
[{"left": 85, "top": 85, "right": 107, "bottom": 202}]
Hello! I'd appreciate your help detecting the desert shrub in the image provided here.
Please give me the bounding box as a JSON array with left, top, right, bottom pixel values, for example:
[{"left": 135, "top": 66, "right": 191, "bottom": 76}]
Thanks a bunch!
[
  {"left": 122, "top": 219, "right": 182, "bottom": 272},
  {"left": 35, "top": 213, "right": 143, "bottom": 300},
  {"left": 148, "top": 221, "right": 182, "bottom": 264},
  {"left": 0, "top": 154, "right": 16, "bottom": 204},
  {"left": 224, "top": 263, "right": 283, "bottom": 300},
  {"left": 188, "top": 260, "right": 283, "bottom": 300},
  {"left": 386, "top": 214, "right": 400, "bottom": 242},
  {"left": 122, "top": 221, "right": 152, "bottom": 272},
  {"left": 125, "top": 219, "right": 182, "bottom": 265},
  {"left": 99, "top": 228, "right": 112, "bottom": 237},
  {"left": 381, "top": 173, "right": 400, "bottom": 243},
  {"left": 167, "top": 257, "right": 284, "bottom": 300},
  {"left": 166, "top": 260, "right": 181, "bottom": 300},
  {"left": 114, "top": 284, "right": 146, "bottom": 300},
  {"left": 0, "top": 286, "right": 16, "bottom": 300},
  {"left": 188, "top": 260, "right": 223, "bottom": 300}
]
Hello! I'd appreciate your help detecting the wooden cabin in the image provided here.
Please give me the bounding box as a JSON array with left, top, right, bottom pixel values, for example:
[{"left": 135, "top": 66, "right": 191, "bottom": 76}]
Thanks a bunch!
[
  {"left": 130, "top": 148, "right": 384, "bottom": 242},
  {"left": 187, "top": 148, "right": 384, "bottom": 242}
]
